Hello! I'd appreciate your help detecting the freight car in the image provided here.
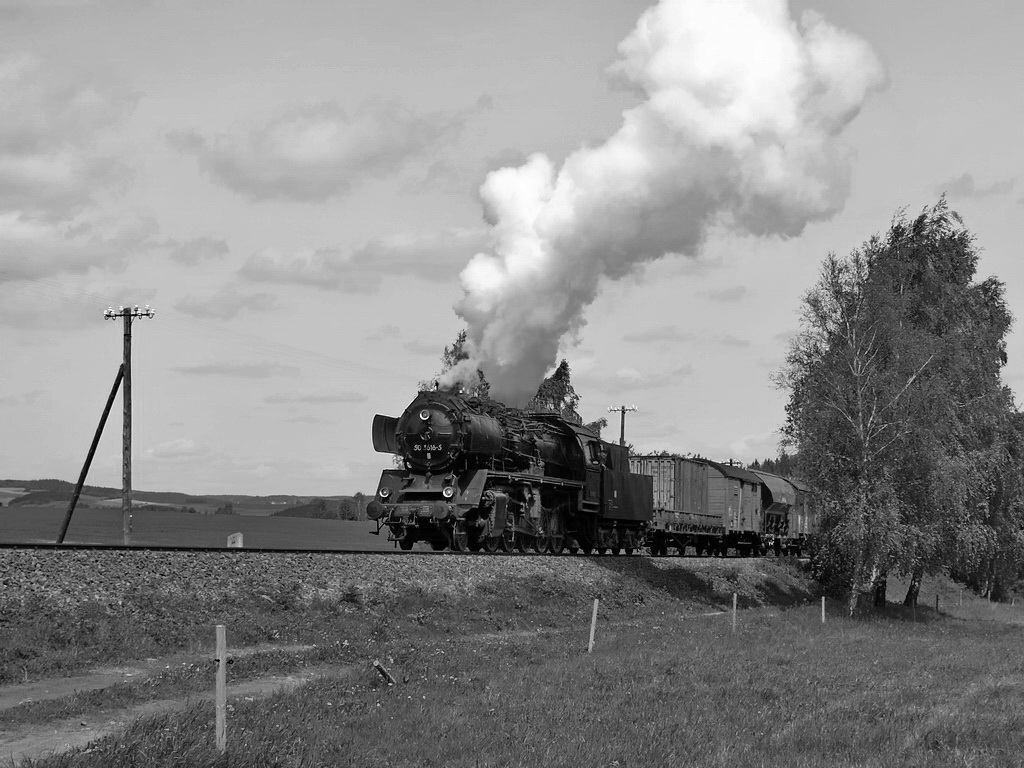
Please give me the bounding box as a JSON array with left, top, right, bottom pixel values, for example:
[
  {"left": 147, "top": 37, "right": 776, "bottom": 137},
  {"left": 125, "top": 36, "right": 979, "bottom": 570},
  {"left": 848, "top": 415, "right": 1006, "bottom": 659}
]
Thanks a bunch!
[
  {"left": 629, "top": 454, "right": 815, "bottom": 556},
  {"left": 366, "top": 390, "right": 653, "bottom": 553},
  {"left": 751, "top": 470, "right": 812, "bottom": 556},
  {"left": 630, "top": 455, "right": 765, "bottom": 556}
]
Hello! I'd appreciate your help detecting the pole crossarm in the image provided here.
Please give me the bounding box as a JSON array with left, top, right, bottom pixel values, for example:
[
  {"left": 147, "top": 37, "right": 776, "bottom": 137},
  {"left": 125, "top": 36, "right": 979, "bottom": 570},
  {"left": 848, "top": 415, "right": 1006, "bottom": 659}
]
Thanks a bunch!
[{"left": 607, "top": 404, "right": 638, "bottom": 447}]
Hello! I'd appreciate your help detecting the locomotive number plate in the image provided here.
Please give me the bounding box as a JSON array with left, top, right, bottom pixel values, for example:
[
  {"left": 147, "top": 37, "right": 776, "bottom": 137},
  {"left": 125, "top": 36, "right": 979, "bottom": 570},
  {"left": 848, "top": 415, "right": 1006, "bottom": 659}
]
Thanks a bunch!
[{"left": 411, "top": 444, "right": 444, "bottom": 452}]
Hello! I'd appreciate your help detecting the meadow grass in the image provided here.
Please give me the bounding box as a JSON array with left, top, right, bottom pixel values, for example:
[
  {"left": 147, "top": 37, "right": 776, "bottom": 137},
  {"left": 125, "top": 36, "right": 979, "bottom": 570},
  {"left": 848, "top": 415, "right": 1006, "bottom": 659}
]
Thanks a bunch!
[{"left": 9, "top": 600, "right": 1024, "bottom": 768}]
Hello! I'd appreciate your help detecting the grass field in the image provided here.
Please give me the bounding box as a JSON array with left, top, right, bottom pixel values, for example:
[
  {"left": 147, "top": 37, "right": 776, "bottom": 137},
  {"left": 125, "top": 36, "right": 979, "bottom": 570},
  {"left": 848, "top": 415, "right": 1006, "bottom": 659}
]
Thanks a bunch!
[
  {"left": 2, "top": 551, "right": 1022, "bottom": 767},
  {"left": 0, "top": 507, "right": 389, "bottom": 550},
  {"left": 7, "top": 597, "right": 1024, "bottom": 767}
]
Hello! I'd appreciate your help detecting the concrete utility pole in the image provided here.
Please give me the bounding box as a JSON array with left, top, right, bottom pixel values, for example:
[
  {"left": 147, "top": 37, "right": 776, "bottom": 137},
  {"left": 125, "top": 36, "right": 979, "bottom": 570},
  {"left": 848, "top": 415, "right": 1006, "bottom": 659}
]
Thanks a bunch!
[
  {"left": 104, "top": 305, "right": 155, "bottom": 545},
  {"left": 607, "top": 404, "right": 637, "bottom": 447}
]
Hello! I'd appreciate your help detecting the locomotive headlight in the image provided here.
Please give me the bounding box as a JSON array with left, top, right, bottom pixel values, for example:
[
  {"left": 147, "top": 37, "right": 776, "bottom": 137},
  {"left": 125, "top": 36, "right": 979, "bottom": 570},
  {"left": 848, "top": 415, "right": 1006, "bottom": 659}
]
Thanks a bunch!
[
  {"left": 442, "top": 485, "right": 455, "bottom": 499},
  {"left": 378, "top": 486, "right": 391, "bottom": 499},
  {"left": 419, "top": 410, "right": 430, "bottom": 421}
]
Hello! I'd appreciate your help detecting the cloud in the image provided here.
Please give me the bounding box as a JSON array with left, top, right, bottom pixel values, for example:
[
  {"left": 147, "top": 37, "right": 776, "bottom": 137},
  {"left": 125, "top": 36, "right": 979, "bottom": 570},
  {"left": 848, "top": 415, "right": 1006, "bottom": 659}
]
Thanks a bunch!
[
  {"left": 579, "top": 363, "right": 695, "bottom": 392},
  {"left": 0, "top": 211, "right": 158, "bottom": 284},
  {"left": 264, "top": 391, "right": 368, "bottom": 404},
  {"left": 704, "top": 286, "right": 747, "bottom": 302},
  {"left": 142, "top": 438, "right": 207, "bottom": 462},
  {"left": 239, "top": 227, "right": 488, "bottom": 293},
  {"left": 174, "top": 362, "right": 300, "bottom": 378},
  {"left": 937, "top": 173, "right": 1015, "bottom": 199},
  {"left": 164, "top": 236, "right": 229, "bottom": 266},
  {"left": 619, "top": 326, "right": 748, "bottom": 347},
  {"left": 175, "top": 286, "right": 277, "bottom": 320},
  {"left": 0, "top": 53, "right": 138, "bottom": 219},
  {"left": 286, "top": 414, "right": 328, "bottom": 424},
  {"left": 622, "top": 325, "right": 695, "bottom": 343},
  {"left": 727, "top": 431, "right": 783, "bottom": 461},
  {"left": 0, "top": 53, "right": 148, "bottom": 284},
  {"left": 170, "top": 101, "right": 467, "bottom": 202},
  {"left": 365, "top": 324, "right": 401, "bottom": 342},
  {"left": 0, "top": 389, "right": 44, "bottom": 406},
  {"left": 717, "top": 334, "right": 751, "bottom": 348}
]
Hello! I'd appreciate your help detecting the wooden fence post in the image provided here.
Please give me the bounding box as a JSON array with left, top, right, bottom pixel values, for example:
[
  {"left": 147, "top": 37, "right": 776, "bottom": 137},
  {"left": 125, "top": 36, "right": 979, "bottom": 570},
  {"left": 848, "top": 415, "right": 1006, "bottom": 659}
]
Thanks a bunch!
[
  {"left": 216, "top": 625, "right": 227, "bottom": 754},
  {"left": 821, "top": 596, "right": 825, "bottom": 624},
  {"left": 732, "top": 593, "right": 737, "bottom": 633},
  {"left": 588, "top": 599, "right": 599, "bottom": 653}
]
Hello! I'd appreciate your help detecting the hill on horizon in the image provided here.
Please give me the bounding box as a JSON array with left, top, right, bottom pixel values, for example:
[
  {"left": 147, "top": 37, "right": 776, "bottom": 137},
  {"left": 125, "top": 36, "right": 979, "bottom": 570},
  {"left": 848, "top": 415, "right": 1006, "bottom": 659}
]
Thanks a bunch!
[{"left": 0, "top": 479, "right": 354, "bottom": 513}]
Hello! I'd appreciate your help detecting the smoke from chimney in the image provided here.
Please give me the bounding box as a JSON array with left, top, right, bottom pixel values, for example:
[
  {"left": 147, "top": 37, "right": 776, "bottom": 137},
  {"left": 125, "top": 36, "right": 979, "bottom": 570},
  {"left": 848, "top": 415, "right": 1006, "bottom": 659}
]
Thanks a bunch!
[{"left": 447, "top": 0, "right": 885, "bottom": 404}]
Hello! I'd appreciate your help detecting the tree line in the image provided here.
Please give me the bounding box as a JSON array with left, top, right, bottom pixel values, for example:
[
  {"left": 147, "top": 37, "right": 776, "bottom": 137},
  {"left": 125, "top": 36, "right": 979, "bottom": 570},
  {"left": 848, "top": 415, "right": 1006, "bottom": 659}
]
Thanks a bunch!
[{"left": 778, "top": 199, "right": 1023, "bottom": 613}]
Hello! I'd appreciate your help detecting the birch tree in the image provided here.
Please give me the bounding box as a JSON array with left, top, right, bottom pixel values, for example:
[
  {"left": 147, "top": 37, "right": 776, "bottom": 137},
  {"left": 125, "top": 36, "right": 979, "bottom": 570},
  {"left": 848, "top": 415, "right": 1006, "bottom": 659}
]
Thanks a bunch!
[{"left": 780, "top": 200, "right": 1021, "bottom": 612}]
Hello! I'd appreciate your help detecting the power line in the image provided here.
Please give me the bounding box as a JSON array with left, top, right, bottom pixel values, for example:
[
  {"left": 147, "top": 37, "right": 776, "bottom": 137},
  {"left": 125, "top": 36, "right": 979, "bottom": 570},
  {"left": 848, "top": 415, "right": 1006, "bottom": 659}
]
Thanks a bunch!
[{"left": 0, "top": 269, "right": 419, "bottom": 383}]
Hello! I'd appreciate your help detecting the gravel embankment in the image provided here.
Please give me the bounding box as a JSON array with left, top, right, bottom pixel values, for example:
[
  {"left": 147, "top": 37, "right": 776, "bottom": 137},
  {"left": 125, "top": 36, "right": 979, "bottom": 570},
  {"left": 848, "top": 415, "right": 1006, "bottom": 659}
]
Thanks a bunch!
[{"left": 0, "top": 549, "right": 817, "bottom": 612}]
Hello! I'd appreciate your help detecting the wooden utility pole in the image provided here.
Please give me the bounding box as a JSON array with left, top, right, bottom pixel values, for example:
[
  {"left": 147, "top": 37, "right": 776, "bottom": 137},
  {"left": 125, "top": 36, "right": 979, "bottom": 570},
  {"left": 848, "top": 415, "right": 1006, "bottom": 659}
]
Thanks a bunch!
[
  {"left": 104, "top": 305, "right": 155, "bottom": 545},
  {"left": 607, "top": 404, "right": 637, "bottom": 446}
]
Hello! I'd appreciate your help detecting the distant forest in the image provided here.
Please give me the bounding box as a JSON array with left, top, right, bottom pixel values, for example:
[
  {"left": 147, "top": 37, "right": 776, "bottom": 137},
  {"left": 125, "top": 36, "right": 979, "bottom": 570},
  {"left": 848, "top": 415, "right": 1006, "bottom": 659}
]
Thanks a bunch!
[{"left": 270, "top": 495, "right": 368, "bottom": 521}]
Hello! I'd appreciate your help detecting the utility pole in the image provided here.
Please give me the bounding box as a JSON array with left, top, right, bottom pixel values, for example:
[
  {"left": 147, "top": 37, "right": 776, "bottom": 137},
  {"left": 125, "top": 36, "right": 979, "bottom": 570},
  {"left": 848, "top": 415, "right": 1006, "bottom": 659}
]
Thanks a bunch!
[
  {"left": 104, "top": 305, "right": 155, "bottom": 545},
  {"left": 607, "top": 404, "right": 637, "bottom": 447}
]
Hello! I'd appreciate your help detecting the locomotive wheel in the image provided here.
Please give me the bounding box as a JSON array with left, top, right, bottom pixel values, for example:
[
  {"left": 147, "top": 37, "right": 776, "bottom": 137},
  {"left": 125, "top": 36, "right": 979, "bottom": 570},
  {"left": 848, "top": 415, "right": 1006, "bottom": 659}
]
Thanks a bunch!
[
  {"left": 611, "top": 547, "right": 621, "bottom": 556},
  {"left": 548, "top": 535, "right": 565, "bottom": 555},
  {"left": 625, "top": 547, "right": 634, "bottom": 556},
  {"left": 567, "top": 543, "right": 580, "bottom": 555},
  {"left": 430, "top": 540, "right": 447, "bottom": 551},
  {"left": 515, "top": 537, "right": 530, "bottom": 553},
  {"left": 533, "top": 537, "right": 548, "bottom": 554},
  {"left": 399, "top": 538, "right": 414, "bottom": 551},
  {"left": 581, "top": 544, "right": 594, "bottom": 555},
  {"left": 596, "top": 547, "right": 607, "bottom": 555},
  {"left": 483, "top": 537, "right": 500, "bottom": 553},
  {"left": 451, "top": 531, "right": 470, "bottom": 552}
]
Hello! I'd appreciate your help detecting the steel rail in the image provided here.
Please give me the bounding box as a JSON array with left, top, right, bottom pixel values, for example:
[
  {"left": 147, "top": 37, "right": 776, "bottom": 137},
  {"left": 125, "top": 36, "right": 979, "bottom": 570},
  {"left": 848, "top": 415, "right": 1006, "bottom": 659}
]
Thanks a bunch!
[{"left": 0, "top": 541, "right": 784, "bottom": 559}]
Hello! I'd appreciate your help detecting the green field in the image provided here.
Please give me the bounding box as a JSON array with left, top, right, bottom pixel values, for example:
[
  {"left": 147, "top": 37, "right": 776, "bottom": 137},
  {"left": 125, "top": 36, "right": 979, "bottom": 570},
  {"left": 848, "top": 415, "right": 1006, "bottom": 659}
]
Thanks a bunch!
[
  {"left": 2, "top": 555, "right": 1022, "bottom": 768},
  {"left": 0, "top": 507, "right": 389, "bottom": 550}
]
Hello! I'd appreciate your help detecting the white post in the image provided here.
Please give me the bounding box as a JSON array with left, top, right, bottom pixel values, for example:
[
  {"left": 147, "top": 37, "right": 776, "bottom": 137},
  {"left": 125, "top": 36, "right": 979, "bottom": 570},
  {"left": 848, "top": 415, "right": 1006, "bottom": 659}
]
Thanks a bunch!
[
  {"left": 821, "top": 596, "right": 825, "bottom": 624},
  {"left": 588, "top": 599, "right": 599, "bottom": 652},
  {"left": 732, "top": 593, "right": 737, "bottom": 633},
  {"left": 216, "top": 625, "right": 227, "bottom": 754},
  {"left": 227, "top": 533, "right": 243, "bottom": 548}
]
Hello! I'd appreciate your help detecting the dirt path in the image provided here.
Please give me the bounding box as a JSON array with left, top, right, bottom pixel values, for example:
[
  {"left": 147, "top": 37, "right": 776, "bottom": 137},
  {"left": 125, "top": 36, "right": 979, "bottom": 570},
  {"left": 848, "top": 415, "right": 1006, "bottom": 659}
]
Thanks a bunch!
[{"left": 0, "top": 644, "right": 323, "bottom": 765}]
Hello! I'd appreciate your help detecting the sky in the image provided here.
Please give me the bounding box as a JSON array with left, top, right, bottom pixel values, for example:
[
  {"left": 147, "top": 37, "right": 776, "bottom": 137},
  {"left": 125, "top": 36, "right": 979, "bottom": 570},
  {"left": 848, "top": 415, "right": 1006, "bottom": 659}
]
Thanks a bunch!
[{"left": 1, "top": 0, "right": 1022, "bottom": 497}]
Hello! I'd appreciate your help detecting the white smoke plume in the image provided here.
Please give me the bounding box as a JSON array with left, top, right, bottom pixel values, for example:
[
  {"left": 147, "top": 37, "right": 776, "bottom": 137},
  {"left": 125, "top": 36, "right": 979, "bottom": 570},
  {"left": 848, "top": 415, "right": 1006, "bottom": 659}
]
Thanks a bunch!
[{"left": 446, "top": 0, "right": 885, "bottom": 404}]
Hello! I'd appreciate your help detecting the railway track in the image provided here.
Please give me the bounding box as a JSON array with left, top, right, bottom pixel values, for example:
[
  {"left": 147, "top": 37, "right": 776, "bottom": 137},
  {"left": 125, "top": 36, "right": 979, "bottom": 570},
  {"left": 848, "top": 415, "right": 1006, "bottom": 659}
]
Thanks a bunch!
[{"left": 0, "top": 541, "right": 785, "bottom": 559}]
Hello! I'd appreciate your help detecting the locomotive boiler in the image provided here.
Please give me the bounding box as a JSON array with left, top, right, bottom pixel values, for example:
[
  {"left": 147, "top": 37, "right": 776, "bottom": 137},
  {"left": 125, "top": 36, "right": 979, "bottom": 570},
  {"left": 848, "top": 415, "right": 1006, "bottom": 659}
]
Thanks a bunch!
[{"left": 367, "top": 390, "right": 653, "bottom": 553}]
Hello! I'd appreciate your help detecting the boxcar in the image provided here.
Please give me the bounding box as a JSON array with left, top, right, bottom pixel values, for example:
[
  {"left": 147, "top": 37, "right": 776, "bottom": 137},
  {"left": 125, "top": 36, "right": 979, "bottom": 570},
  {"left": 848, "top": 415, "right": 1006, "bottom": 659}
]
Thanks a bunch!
[{"left": 629, "top": 455, "right": 764, "bottom": 556}]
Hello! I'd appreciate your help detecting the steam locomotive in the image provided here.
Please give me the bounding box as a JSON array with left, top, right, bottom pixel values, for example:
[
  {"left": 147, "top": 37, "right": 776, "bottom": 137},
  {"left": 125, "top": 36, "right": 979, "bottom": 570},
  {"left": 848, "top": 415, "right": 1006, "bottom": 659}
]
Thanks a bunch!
[
  {"left": 366, "top": 390, "right": 652, "bottom": 553},
  {"left": 367, "top": 390, "right": 814, "bottom": 555}
]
